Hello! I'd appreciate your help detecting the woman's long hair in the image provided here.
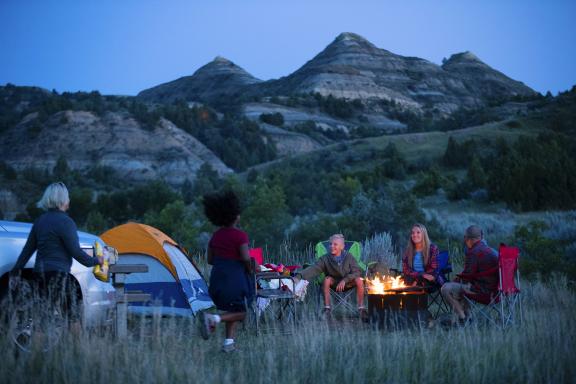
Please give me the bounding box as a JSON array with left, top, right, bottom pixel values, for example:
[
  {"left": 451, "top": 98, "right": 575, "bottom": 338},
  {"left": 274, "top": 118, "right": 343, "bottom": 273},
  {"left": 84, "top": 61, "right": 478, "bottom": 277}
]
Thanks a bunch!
[{"left": 404, "top": 223, "right": 431, "bottom": 269}]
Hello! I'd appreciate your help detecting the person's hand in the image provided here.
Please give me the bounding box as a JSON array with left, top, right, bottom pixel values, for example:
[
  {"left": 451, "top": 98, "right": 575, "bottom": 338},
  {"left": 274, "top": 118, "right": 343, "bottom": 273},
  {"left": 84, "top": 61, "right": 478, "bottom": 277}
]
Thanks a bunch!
[
  {"left": 9, "top": 275, "right": 20, "bottom": 291},
  {"left": 422, "top": 273, "right": 435, "bottom": 282},
  {"left": 462, "top": 283, "right": 474, "bottom": 294},
  {"left": 336, "top": 280, "right": 346, "bottom": 292},
  {"left": 97, "top": 255, "right": 104, "bottom": 266}
]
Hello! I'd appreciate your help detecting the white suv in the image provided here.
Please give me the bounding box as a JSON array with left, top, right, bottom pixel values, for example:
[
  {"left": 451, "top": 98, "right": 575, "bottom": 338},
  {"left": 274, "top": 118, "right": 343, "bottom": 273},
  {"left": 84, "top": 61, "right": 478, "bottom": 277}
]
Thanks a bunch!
[{"left": 0, "top": 220, "right": 116, "bottom": 328}]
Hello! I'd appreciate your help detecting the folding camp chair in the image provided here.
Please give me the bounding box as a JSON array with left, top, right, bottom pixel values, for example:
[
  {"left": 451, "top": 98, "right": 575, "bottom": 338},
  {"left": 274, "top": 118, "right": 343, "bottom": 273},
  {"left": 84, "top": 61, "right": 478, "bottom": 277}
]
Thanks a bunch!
[
  {"left": 496, "top": 244, "right": 522, "bottom": 328},
  {"left": 461, "top": 244, "right": 522, "bottom": 329},
  {"left": 426, "top": 250, "right": 453, "bottom": 318},
  {"left": 314, "top": 240, "right": 366, "bottom": 316},
  {"left": 249, "top": 248, "right": 298, "bottom": 335}
]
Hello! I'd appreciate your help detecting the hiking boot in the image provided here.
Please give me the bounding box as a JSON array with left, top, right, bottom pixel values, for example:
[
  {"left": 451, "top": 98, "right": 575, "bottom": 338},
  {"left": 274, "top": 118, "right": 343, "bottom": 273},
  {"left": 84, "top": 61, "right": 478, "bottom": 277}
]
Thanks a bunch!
[
  {"left": 198, "top": 311, "right": 212, "bottom": 340},
  {"left": 321, "top": 307, "right": 332, "bottom": 321},
  {"left": 358, "top": 308, "right": 369, "bottom": 322},
  {"left": 221, "top": 343, "right": 236, "bottom": 353}
]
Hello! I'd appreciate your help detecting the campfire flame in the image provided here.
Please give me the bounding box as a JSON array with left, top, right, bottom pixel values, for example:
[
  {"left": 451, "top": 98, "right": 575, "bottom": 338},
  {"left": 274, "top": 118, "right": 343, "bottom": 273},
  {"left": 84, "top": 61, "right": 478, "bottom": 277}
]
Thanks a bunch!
[{"left": 366, "top": 274, "right": 409, "bottom": 294}]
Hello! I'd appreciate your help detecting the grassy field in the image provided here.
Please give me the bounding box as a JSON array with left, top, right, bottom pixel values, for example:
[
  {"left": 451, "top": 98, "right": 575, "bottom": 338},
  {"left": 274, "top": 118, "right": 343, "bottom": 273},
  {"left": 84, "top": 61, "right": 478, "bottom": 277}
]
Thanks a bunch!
[
  {"left": 0, "top": 276, "right": 573, "bottom": 384},
  {"left": 1, "top": 233, "right": 574, "bottom": 384},
  {"left": 1, "top": 230, "right": 573, "bottom": 384},
  {"left": 249, "top": 117, "right": 545, "bottom": 175},
  {"left": 350, "top": 119, "right": 543, "bottom": 164}
]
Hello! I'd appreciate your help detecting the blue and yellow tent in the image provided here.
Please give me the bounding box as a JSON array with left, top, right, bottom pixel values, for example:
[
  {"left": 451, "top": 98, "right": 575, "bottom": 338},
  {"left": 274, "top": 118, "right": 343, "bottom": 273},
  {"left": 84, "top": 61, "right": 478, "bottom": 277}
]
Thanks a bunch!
[{"left": 101, "top": 223, "right": 213, "bottom": 316}]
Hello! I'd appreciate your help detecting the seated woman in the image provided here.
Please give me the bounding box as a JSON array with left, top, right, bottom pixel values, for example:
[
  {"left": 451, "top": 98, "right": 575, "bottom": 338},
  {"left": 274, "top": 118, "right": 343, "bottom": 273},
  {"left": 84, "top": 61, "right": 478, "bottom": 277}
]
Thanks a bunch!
[{"left": 402, "top": 223, "right": 439, "bottom": 287}]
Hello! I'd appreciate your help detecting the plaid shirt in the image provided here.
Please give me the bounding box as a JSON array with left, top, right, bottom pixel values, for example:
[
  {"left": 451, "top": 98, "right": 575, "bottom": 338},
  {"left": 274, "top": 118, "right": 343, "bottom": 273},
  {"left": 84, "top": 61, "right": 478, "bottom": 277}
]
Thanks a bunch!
[
  {"left": 402, "top": 244, "right": 439, "bottom": 281},
  {"left": 460, "top": 240, "right": 499, "bottom": 293}
]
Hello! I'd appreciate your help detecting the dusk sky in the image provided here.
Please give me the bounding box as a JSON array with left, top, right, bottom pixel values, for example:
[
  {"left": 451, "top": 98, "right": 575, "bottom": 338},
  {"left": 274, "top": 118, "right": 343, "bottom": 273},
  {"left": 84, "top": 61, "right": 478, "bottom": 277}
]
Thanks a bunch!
[{"left": 1, "top": 0, "right": 574, "bottom": 96}]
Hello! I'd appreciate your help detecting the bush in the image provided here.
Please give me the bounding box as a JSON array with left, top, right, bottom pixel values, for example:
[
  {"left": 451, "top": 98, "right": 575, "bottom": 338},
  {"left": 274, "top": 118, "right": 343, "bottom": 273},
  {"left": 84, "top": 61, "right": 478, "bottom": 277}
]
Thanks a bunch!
[
  {"left": 259, "top": 112, "right": 284, "bottom": 127},
  {"left": 514, "top": 221, "right": 576, "bottom": 280}
]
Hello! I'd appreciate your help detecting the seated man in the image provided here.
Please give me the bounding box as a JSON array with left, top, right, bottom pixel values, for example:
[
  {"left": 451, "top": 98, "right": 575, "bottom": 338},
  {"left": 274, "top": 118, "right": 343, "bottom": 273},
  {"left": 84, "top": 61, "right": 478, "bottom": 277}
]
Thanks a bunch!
[
  {"left": 299, "top": 234, "right": 365, "bottom": 317},
  {"left": 441, "top": 225, "right": 498, "bottom": 325}
]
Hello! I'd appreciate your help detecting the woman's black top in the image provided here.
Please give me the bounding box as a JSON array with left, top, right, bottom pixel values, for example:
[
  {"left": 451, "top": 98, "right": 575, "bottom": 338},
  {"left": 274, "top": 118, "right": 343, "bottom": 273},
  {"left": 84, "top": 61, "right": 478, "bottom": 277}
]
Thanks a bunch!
[{"left": 12, "top": 209, "right": 98, "bottom": 274}]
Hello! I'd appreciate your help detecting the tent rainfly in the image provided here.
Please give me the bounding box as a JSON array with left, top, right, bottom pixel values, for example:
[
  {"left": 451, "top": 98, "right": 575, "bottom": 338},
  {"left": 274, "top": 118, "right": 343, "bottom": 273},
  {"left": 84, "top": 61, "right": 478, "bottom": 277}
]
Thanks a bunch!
[{"left": 101, "top": 223, "right": 213, "bottom": 316}]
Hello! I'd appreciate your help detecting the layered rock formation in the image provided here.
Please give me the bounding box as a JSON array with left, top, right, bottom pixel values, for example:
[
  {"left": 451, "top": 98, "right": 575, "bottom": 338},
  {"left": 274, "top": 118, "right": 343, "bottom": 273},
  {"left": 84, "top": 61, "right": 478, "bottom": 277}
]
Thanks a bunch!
[
  {"left": 138, "top": 32, "right": 537, "bottom": 116},
  {"left": 138, "top": 56, "right": 262, "bottom": 103},
  {"left": 0, "top": 110, "right": 233, "bottom": 185}
]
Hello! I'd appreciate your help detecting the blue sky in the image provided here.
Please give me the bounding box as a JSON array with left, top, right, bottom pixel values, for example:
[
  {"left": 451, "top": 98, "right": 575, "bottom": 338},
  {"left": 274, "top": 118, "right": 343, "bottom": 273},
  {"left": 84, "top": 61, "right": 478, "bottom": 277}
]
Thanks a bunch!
[{"left": 1, "top": 0, "right": 574, "bottom": 95}]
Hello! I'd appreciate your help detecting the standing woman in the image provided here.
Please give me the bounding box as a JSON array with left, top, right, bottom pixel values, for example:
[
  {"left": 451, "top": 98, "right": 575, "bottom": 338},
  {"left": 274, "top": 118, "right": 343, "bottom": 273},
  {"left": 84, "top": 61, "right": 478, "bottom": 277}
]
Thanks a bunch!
[
  {"left": 402, "top": 223, "right": 440, "bottom": 286},
  {"left": 10, "top": 182, "right": 103, "bottom": 329},
  {"left": 199, "top": 190, "right": 253, "bottom": 353}
]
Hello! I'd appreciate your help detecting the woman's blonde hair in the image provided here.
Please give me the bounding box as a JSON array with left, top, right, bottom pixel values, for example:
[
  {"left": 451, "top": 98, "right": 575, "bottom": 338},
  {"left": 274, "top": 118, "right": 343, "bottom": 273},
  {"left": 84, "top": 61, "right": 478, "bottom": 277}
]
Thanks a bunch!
[
  {"left": 37, "top": 182, "right": 70, "bottom": 210},
  {"left": 404, "top": 223, "right": 431, "bottom": 268}
]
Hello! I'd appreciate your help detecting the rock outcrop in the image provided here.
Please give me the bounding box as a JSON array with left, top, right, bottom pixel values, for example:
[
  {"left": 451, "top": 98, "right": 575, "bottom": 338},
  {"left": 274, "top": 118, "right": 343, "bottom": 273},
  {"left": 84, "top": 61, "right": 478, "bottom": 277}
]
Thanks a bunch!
[
  {"left": 138, "top": 32, "right": 537, "bottom": 116},
  {"left": 267, "top": 33, "right": 535, "bottom": 113},
  {"left": 137, "top": 56, "right": 262, "bottom": 103},
  {"left": 0, "top": 110, "right": 233, "bottom": 185},
  {"left": 257, "top": 122, "right": 323, "bottom": 157}
]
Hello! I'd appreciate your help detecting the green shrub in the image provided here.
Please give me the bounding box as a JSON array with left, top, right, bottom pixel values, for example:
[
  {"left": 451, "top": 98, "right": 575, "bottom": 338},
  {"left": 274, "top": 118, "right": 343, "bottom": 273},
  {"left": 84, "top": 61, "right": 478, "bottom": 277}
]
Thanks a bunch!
[
  {"left": 259, "top": 112, "right": 284, "bottom": 126},
  {"left": 514, "top": 221, "right": 576, "bottom": 280}
]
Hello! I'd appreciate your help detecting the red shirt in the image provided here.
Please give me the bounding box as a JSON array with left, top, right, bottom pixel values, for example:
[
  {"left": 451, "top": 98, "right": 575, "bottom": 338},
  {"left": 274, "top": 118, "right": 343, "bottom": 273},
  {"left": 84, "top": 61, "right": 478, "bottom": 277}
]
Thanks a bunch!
[{"left": 209, "top": 227, "right": 249, "bottom": 261}]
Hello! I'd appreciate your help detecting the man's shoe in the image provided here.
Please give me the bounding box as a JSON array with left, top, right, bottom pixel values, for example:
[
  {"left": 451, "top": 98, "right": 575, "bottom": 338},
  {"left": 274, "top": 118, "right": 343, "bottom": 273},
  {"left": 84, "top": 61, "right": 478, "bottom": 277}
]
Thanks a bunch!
[
  {"left": 321, "top": 307, "right": 332, "bottom": 320},
  {"left": 358, "top": 307, "right": 369, "bottom": 322},
  {"left": 221, "top": 343, "right": 236, "bottom": 353}
]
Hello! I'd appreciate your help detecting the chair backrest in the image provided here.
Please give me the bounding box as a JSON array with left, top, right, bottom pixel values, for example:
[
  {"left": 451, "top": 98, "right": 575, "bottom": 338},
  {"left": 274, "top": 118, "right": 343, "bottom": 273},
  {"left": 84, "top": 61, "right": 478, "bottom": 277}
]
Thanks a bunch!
[
  {"left": 249, "top": 247, "right": 264, "bottom": 266},
  {"left": 315, "top": 240, "right": 365, "bottom": 270},
  {"left": 498, "top": 244, "right": 520, "bottom": 295},
  {"left": 437, "top": 250, "right": 451, "bottom": 271}
]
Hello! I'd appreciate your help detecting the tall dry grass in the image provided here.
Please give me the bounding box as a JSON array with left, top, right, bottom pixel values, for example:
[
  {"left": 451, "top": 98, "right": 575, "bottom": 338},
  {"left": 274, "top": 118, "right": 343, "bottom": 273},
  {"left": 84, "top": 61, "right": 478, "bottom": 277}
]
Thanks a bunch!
[
  {"left": 1, "top": 277, "right": 573, "bottom": 384},
  {"left": 1, "top": 236, "right": 573, "bottom": 384}
]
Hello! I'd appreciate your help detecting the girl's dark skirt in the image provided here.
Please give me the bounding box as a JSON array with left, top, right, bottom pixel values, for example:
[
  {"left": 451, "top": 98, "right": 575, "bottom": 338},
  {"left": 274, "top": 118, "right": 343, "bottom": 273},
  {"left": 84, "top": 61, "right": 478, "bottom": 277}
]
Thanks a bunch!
[{"left": 208, "top": 257, "right": 254, "bottom": 313}]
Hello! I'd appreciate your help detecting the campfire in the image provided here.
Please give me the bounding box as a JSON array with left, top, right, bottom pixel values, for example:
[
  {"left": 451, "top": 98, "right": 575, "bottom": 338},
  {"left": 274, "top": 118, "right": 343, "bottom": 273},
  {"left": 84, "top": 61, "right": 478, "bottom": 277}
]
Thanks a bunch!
[
  {"left": 366, "top": 274, "right": 410, "bottom": 294},
  {"left": 365, "top": 274, "right": 430, "bottom": 328}
]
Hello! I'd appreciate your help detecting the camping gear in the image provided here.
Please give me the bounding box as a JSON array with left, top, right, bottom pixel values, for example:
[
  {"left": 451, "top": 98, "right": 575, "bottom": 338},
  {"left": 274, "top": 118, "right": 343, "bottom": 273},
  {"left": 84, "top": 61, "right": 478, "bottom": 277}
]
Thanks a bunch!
[
  {"left": 92, "top": 241, "right": 110, "bottom": 282},
  {"left": 461, "top": 244, "right": 522, "bottom": 329},
  {"left": 368, "top": 290, "right": 430, "bottom": 329},
  {"left": 314, "top": 240, "right": 365, "bottom": 315},
  {"left": 249, "top": 248, "right": 300, "bottom": 335},
  {"left": 101, "top": 223, "right": 213, "bottom": 316},
  {"left": 426, "top": 250, "right": 453, "bottom": 318}
]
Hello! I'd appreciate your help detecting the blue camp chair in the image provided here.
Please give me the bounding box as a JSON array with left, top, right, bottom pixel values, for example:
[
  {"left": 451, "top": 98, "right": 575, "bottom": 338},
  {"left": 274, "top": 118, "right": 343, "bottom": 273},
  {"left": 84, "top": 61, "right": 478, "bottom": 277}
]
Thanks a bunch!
[
  {"left": 427, "top": 250, "right": 452, "bottom": 318},
  {"left": 313, "top": 240, "right": 366, "bottom": 315}
]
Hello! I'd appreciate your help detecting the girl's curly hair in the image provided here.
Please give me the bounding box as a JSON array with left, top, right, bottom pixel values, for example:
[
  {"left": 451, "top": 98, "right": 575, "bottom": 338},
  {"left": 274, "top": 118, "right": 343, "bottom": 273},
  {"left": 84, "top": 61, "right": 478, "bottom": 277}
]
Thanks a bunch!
[{"left": 202, "top": 190, "right": 242, "bottom": 227}]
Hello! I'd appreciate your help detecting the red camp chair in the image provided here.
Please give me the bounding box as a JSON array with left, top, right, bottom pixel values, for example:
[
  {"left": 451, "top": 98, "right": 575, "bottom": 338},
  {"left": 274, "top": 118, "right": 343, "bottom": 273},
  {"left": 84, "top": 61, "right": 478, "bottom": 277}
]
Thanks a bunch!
[
  {"left": 461, "top": 244, "right": 522, "bottom": 329},
  {"left": 497, "top": 244, "right": 522, "bottom": 328},
  {"left": 249, "top": 248, "right": 264, "bottom": 266},
  {"left": 248, "top": 248, "right": 298, "bottom": 335}
]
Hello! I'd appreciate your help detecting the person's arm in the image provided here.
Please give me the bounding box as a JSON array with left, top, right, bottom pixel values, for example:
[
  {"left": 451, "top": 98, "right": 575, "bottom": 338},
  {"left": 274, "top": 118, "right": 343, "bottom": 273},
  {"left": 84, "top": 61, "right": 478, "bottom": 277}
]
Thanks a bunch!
[
  {"left": 342, "top": 255, "right": 362, "bottom": 283},
  {"left": 60, "top": 218, "right": 100, "bottom": 267},
  {"left": 402, "top": 252, "right": 419, "bottom": 280},
  {"left": 457, "top": 249, "right": 479, "bottom": 283},
  {"left": 11, "top": 224, "right": 38, "bottom": 274},
  {"left": 239, "top": 243, "right": 252, "bottom": 273},
  {"left": 462, "top": 250, "right": 478, "bottom": 275},
  {"left": 424, "top": 245, "right": 439, "bottom": 282},
  {"left": 206, "top": 247, "right": 214, "bottom": 265},
  {"left": 300, "top": 257, "right": 326, "bottom": 281}
]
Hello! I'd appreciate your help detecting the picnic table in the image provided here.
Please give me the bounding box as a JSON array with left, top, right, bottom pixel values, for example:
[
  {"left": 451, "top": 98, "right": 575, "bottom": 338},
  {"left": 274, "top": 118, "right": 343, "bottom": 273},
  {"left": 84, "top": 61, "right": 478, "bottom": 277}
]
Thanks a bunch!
[{"left": 109, "top": 264, "right": 151, "bottom": 338}]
